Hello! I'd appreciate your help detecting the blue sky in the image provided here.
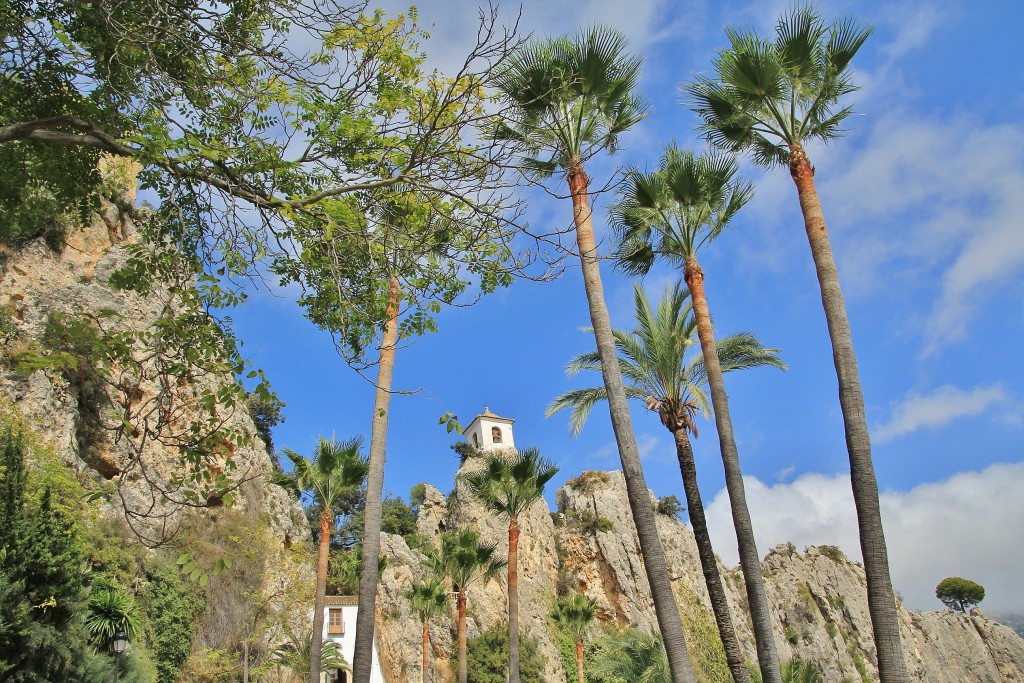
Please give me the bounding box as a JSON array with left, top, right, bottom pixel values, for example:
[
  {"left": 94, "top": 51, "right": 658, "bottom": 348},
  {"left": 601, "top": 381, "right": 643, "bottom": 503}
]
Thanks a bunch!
[{"left": 228, "top": 0, "right": 1024, "bottom": 613}]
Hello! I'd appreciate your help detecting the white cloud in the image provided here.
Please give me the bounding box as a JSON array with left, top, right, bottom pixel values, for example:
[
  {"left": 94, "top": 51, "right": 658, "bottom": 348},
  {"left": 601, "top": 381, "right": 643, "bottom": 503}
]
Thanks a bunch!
[
  {"left": 873, "top": 384, "right": 1012, "bottom": 442},
  {"left": 819, "top": 115, "right": 1024, "bottom": 353},
  {"left": 704, "top": 462, "right": 1024, "bottom": 612}
]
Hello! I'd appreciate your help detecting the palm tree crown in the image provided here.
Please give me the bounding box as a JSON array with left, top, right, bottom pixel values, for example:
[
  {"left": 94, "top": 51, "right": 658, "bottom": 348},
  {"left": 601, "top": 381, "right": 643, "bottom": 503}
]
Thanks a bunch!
[
  {"left": 686, "top": 4, "right": 872, "bottom": 166},
  {"left": 427, "top": 528, "right": 506, "bottom": 594},
  {"left": 406, "top": 577, "right": 449, "bottom": 623},
  {"left": 491, "top": 26, "right": 649, "bottom": 175},
  {"left": 282, "top": 436, "right": 370, "bottom": 514},
  {"left": 611, "top": 146, "right": 753, "bottom": 277},
  {"left": 461, "top": 447, "right": 559, "bottom": 520},
  {"left": 548, "top": 282, "right": 784, "bottom": 434},
  {"left": 552, "top": 591, "right": 597, "bottom": 640}
]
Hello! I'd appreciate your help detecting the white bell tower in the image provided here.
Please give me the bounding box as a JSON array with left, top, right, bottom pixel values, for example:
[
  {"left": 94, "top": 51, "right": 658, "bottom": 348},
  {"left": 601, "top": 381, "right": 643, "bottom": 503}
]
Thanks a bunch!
[{"left": 463, "top": 406, "right": 515, "bottom": 452}]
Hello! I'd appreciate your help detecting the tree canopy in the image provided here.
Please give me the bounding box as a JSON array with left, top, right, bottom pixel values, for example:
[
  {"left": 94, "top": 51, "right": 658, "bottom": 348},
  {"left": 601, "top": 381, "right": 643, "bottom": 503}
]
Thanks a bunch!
[{"left": 935, "top": 577, "right": 985, "bottom": 613}]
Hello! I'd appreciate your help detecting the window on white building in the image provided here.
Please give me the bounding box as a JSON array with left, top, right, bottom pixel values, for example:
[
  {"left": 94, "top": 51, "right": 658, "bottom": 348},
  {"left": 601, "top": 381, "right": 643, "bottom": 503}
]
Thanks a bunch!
[{"left": 328, "top": 608, "right": 344, "bottom": 635}]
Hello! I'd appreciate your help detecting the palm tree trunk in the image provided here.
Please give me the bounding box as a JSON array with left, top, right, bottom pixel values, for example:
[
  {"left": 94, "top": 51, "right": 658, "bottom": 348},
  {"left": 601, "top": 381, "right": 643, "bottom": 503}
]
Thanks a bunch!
[
  {"left": 508, "top": 516, "right": 521, "bottom": 683},
  {"left": 670, "top": 426, "right": 751, "bottom": 683},
  {"left": 457, "top": 590, "right": 469, "bottom": 683},
  {"left": 422, "top": 622, "right": 430, "bottom": 683},
  {"left": 789, "top": 146, "right": 909, "bottom": 682},
  {"left": 684, "top": 255, "right": 782, "bottom": 683},
  {"left": 567, "top": 161, "right": 699, "bottom": 683},
  {"left": 310, "top": 509, "right": 332, "bottom": 683},
  {"left": 575, "top": 636, "right": 584, "bottom": 683},
  {"left": 353, "top": 276, "right": 401, "bottom": 683}
]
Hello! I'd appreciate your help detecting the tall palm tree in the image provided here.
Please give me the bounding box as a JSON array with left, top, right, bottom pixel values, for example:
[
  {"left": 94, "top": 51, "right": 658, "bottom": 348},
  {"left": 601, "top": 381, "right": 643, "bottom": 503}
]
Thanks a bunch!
[
  {"left": 685, "top": 7, "right": 909, "bottom": 681},
  {"left": 548, "top": 282, "right": 785, "bottom": 683},
  {"left": 551, "top": 592, "right": 597, "bottom": 683},
  {"left": 462, "top": 447, "right": 559, "bottom": 683},
  {"left": 491, "top": 27, "right": 698, "bottom": 683},
  {"left": 282, "top": 437, "right": 370, "bottom": 683},
  {"left": 425, "top": 528, "right": 506, "bottom": 683},
  {"left": 610, "top": 147, "right": 782, "bottom": 683},
  {"left": 406, "top": 578, "right": 449, "bottom": 683}
]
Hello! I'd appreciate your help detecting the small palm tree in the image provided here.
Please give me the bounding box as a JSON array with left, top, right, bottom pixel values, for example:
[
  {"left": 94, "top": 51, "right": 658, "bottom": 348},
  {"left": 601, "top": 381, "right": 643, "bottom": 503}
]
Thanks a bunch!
[
  {"left": 685, "top": 8, "right": 908, "bottom": 681},
  {"left": 274, "top": 627, "right": 348, "bottom": 679},
  {"left": 462, "top": 447, "right": 558, "bottom": 683},
  {"left": 406, "top": 578, "right": 449, "bottom": 683},
  {"left": 84, "top": 587, "right": 141, "bottom": 648},
  {"left": 609, "top": 146, "right": 782, "bottom": 683},
  {"left": 425, "top": 528, "right": 506, "bottom": 683},
  {"left": 549, "top": 282, "right": 784, "bottom": 683},
  {"left": 551, "top": 592, "right": 597, "bottom": 683},
  {"left": 592, "top": 628, "right": 671, "bottom": 683},
  {"left": 282, "top": 436, "right": 369, "bottom": 683},
  {"left": 492, "top": 28, "right": 697, "bottom": 683}
]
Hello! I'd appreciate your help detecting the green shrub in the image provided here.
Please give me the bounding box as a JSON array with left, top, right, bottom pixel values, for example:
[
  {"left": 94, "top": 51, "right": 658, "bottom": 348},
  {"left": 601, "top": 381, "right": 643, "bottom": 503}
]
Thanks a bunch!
[
  {"left": 817, "top": 545, "right": 845, "bottom": 563},
  {"left": 457, "top": 623, "right": 545, "bottom": 683},
  {"left": 565, "top": 471, "right": 609, "bottom": 495}
]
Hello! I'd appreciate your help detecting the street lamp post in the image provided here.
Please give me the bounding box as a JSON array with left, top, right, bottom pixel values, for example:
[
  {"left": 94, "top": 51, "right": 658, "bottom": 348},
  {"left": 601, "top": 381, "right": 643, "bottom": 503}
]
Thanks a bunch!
[{"left": 112, "top": 631, "right": 128, "bottom": 683}]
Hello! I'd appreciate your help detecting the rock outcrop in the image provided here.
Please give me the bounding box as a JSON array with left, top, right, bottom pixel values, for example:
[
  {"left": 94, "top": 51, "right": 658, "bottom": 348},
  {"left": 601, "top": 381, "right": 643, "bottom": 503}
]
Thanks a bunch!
[
  {"left": 0, "top": 188, "right": 306, "bottom": 545},
  {"left": 376, "top": 467, "right": 1024, "bottom": 683}
]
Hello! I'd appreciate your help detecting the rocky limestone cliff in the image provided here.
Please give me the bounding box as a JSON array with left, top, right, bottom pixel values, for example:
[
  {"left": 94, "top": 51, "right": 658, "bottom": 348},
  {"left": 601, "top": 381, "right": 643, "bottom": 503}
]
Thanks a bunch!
[
  {"left": 376, "top": 466, "right": 1024, "bottom": 683},
  {"left": 0, "top": 190, "right": 306, "bottom": 545}
]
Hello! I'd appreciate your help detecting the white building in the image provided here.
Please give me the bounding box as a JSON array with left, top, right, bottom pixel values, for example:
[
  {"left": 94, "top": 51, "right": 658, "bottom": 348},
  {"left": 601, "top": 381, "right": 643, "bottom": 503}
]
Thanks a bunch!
[
  {"left": 320, "top": 596, "right": 385, "bottom": 683},
  {"left": 462, "top": 406, "right": 515, "bottom": 452}
]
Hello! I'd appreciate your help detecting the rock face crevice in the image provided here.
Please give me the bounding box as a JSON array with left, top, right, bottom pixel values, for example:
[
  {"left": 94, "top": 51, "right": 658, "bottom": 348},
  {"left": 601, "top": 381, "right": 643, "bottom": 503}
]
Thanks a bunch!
[{"left": 375, "top": 468, "right": 1024, "bottom": 683}]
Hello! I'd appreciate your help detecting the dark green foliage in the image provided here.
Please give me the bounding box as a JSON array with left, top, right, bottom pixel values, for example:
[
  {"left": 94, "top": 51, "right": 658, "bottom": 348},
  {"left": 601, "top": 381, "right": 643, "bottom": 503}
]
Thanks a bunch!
[
  {"left": 0, "top": 423, "right": 154, "bottom": 682},
  {"left": 381, "top": 494, "right": 418, "bottom": 537},
  {"left": 457, "top": 624, "right": 545, "bottom": 683},
  {"left": 247, "top": 391, "right": 285, "bottom": 451},
  {"left": 656, "top": 495, "right": 685, "bottom": 520},
  {"left": 936, "top": 577, "right": 985, "bottom": 613},
  {"left": 143, "top": 562, "right": 204, "bottom": 683}
]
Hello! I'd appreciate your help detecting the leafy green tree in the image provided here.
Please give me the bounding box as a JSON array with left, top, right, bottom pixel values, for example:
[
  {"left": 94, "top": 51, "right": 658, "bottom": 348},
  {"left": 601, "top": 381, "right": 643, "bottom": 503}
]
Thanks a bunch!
[
  {"left": 608, "top": 145, "right": 784, "bottom": 683},
  {"left": 0, "top": 2, "right": 521, "bottom": 260},
  {"left": 462, "top": 447, "right": 558, "bottom": 683},
  {"left": 591, "top": 628, "right": 671, "bottom": 683},
  {"left": 278, "top": 180, "right": 517, "bottom": 683},
  {"left": 0, "top": 415, "right": 155, "bottom": 682},
  {"left": 552, "top": 592, "right": 597, "bottom": 683},
  {"left": 143, "top": 562, "right": 204, "bottom": 683},
  {"left": 406, "top": 578, "right": 450, "bottom": 683},
  {"left": 491, "top": 27, "right": 697, "bottom": 683},
  {"left": 685, "top": 7, "right": 908, "bottom": 681},
  {"left": 459, "top": 623, "right": 546, "bottom": 683},
  {"left": 426, "top": 529, "right": 506, "bottom": 683},
  {"left": 281, "top": 437, "right": 369, "bottom": 683},
  {"left": 549, "top": 282, "right": 785, "bottom": 683},
  {"left": 935, "top": 577, "right": 985, "bottom": 613}
]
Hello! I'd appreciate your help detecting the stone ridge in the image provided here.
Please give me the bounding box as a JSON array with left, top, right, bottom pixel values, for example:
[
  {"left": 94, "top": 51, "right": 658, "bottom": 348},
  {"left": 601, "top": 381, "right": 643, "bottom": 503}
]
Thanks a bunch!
[{"left": 376, "top": 467, "right": 1024, "bottom": 683}]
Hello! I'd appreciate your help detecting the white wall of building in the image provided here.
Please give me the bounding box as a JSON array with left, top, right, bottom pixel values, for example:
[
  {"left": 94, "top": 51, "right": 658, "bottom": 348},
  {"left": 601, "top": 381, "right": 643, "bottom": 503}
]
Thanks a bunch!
[{"left": 320, "top": 599, "right": 385, "bottom": 683}]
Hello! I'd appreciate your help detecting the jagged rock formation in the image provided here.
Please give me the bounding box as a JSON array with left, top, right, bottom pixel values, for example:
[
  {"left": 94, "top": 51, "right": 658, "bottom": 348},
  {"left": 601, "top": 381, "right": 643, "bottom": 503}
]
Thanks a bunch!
[
  {"left": 0, "top": 184, "right": 306, "bottom": 545},
  {"left": 376, "top": 465, "right": 1024, "bottom": 683}
]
